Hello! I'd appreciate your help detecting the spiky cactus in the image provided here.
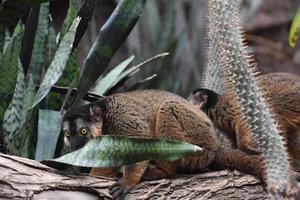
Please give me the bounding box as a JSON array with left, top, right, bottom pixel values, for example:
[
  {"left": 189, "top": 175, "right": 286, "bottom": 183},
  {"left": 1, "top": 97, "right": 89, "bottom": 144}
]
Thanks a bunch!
[
  {"left": 202, "top": 0, "right": 224, "bottom": 94},
  {"left": 207, "top": 0, "right": 298, "bottom": 199}
]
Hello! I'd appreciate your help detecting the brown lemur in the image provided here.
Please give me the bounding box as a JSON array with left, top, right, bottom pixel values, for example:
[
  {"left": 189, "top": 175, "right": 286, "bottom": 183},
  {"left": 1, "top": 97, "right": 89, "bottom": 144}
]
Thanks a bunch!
[
  {"left": 189, "top": 72, "right": 300, "bottom": 171},
  {"left": 62, "top": 90, "right": 265, "bottom": 200}
]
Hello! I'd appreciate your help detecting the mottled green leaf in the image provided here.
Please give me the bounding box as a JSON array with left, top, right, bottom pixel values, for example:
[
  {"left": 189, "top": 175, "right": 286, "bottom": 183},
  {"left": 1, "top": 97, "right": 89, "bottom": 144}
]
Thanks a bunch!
[
  {"left": 8, "top": 109, "right": 37, "bottom": 158},
  {"left": 0, "top": 0, "right": 49, "bottom": 31},
  {"left": 47, "top": 48, "right": 79, "bottom": 111},
  {"left": 46, "top": 58, "right": 79, "bottom": 111},
  {"left": 74, "top": 0, "right": 147, "bottom": 104},
  {"left": 45, "top": 21, "right": 57, "bottom": 68},
  {"left": 290, "top": 7, "right": 300, "bottom": 48},
  {"left": 46, "top": 136, "right": 202, "bottom": 168},
  {"left": 92, "top": 55, "right": 134, "bottom": 95},
  {"left": 60, "top": 71, "right": 80, "bottom": 111},
  {"left": 108, "top": 53, "right": 168, "bottom": 94},
  {"left": 3, "top": 27, "right": 10, "bottom": 52},
  {"left": 27, "top": 2, "right": 49, "bottom": 84},
  {"left": 2, "top": 64, "right": 37, "bottom": 158},
  {"left": 47, "top": 0, "right": 92, "bottom": 109},
  {"left": 46, "top": 19, "right": 79, "bottom": 110},
  {"left": 35, "top": 109, "right": 61, "bottom": 161},
  {"left": 0, "top": 23, "right": 23, "bottom": 132},
  {"left": 60, "top": 0, "right": 77, "bottom": 40},
  {"left": 24, "top": 74, "right": 36, "bottom": 109},
  {"left": 2, "top": 60, "right": 26, "bottom": 143},
  {"left": 30, "top": 17, "right": 81, "bottom": 109},
  {"left": 8, "top": 75, "right": 36, "bottom": 157},
  {"left": 47, "top": 0, "right": 82, "bottom": 110}
]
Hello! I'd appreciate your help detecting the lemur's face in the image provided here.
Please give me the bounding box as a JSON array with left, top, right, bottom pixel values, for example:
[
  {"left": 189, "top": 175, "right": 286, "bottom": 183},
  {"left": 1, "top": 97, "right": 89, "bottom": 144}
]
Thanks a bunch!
[
  {"left": 62, "top": 105, "right": 103, "bottom": 151},
  {"left": 188, "top": 88, "right": 220, "bottom": 113}
]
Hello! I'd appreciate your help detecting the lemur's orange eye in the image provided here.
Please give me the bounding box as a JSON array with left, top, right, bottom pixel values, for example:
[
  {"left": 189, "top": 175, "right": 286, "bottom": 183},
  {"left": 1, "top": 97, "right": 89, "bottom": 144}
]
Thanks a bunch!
[
  {"left": 64, "top": 130, "right": 70, "bottom": 137},
  {"left": 80, "top": 128, "right": 87, "bottom": 135}
]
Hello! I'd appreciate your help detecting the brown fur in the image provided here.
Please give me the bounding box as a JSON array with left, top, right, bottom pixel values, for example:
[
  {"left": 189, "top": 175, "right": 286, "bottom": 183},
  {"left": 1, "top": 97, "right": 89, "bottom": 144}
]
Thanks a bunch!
[
  {"left": 63, "top": 90, "right": 265, "bottom": 199},
  {"left": 189, "top": 72, "right": 300, "bottom": 172},
  {"left": 63, "top": 90, "right": 219, "bottom": 198}
]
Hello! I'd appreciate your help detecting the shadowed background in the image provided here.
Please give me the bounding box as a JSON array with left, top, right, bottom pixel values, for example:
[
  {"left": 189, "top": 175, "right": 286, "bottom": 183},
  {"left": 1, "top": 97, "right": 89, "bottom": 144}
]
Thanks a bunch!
[{"left": 50, "top": 0, "right": 300, "bottom": 97}]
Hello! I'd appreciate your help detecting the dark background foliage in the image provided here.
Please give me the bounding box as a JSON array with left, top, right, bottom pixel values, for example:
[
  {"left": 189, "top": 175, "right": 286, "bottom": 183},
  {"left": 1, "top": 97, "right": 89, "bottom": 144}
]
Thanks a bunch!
[{"left": 51, "top": 0, "right": 300, "bottom": 97}]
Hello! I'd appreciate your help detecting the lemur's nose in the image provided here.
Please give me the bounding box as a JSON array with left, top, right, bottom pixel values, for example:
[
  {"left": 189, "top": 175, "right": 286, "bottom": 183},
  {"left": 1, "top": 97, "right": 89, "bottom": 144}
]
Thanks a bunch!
[{"left": 71, "top": 143, "right": 84, "bottom": 151}]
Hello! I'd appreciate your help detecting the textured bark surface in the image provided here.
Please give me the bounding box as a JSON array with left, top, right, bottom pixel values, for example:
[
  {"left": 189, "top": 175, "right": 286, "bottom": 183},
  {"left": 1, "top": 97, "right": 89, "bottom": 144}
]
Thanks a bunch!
[{"left": 0, "top": 154, "right": 268, "bottom": 200}]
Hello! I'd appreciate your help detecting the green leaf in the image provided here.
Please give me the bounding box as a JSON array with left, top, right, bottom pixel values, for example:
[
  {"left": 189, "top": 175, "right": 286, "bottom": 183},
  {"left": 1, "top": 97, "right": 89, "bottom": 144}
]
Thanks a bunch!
[
  {"left": 30, "top": 17, "right": 81, "bottom": 109},
  {"left": 45, "top": 21, "right": 57, "bottom": 68},
  {"left": 0, "top": 0, "right": 49, "bottom": 31},
  {"left": 47, "top": 50, "right": 79, "bottom": 110},
  {"left": 60, "top": 0, "right": 77, "bottom": 40},
  {"left": 107, "top": 53, "right": 168, "bottom": 94},
  {"left": 46, "top": 5, "right": 79, "bottom": 110},
  {"left": 2, "top": 64, "right": 37, "bottom": 158},
  {"left": 2, "top": 60, "right": 26, "bottom": 143},
  {"left": 290, "top": 7, "right": 300, "bottom": 48},
  {"left": 60, "top": 71, "right": 80, "bottom": 111},
  {"left": 27, "top": 2, "right": 49, "bottom": 84},
  {"left": 35, "top": 109, "right": 61, "bottom": 161},
  {"left": 24, "top": 74, "right": 36, "bottom": 109},
  {"left": 0, "top": 23, "right": 23, "bottom": 129},
  {"left": 7, "top": 74, "right": 36, "bottom": 157},
  {"left": 3, "top": 27, "right": 11, "bottom": 53},
  {"left": 74, "top": 0, "right": 147, "bottom": 104},
  {"left": 8, "top": 110, "right": 37, "bottom": 158},
  {"left": 45, "top": 136, "right": 202, "bottom": 168},
  {"left": 92, "top": 55, "right": 134, "bottom": 95}
]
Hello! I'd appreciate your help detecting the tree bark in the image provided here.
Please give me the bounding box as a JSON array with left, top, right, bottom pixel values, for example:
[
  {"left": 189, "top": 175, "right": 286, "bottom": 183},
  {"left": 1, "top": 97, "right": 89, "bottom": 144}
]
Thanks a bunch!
[{"left": 0, "top": 153, "right": 268, "bottom": 200}]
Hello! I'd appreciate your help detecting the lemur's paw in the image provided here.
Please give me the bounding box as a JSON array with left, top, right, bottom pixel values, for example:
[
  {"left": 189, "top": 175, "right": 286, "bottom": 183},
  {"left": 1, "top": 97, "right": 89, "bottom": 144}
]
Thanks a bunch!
[{"left": 109, "top": 179, "right": 129, "bottom": 200}]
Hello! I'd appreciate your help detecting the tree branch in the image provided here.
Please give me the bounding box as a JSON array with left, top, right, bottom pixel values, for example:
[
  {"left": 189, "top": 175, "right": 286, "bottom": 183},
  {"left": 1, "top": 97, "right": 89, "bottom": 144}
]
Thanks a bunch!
[{"left": 0, "top": 154, "right": 268, "bottom": 199}]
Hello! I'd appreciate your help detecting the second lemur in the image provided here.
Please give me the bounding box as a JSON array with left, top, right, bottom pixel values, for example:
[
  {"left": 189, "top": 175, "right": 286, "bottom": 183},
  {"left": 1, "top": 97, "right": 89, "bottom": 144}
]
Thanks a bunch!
[{"left": 188, "top": 72, "right": 300, "bottom": 172}]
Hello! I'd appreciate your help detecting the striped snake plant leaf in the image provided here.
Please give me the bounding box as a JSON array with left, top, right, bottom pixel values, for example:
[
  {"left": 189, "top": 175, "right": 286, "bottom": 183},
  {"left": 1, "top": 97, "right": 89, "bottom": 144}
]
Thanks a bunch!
[
  {"left": 107, "top": 52, "right": 168, "bottom": 94},
  {"left": 8, "top": 74, "right": 36, "bottom": 157},
  {"left": 73, "top": 0, "right": 148, "bottom": 105},
  {"left": 35, "top": 109, "right": 61, "bottom": 161},
  {"left": 44, "top": 135, "right": 202, "bottom": 168},
  {"left": 27, "top": 2, "right": 49, "bottom": 85},
  {"left": 30, "top": 17, "right": 81, "bottom": 109},
  {"left": 0, "top": 0, "right": 49, "bottom": 32},
  {"left": 47, "top": 0, "right": 79, "bottom": 110},
  {"left": 2, "top": 59, "right": 26, "bottom": 144},
  {"left": 60, "top": 0, "right": 77, "bottom": 41},
  {"left": 0, "top": 23, "right": 23, "bottom": 131},
  {"left": 92, "top": 55, "right": 135, "bottom": 96}
]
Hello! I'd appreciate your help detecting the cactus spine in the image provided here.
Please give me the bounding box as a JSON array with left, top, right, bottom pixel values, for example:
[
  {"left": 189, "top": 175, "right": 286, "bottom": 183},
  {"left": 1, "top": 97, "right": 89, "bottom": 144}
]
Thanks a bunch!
[
  {"left": 207, "top": 0, "right": 298, "bottom": 199},
  {"left": 202, "top": 0, "right": 224, "bottom": 94}
]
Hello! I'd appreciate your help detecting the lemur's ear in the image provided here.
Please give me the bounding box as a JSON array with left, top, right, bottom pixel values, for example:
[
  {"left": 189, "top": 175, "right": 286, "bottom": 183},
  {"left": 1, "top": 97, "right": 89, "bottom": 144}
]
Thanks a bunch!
[
  {"left": 90, "top": 106, "right": 102, "bottom": 119},
  {"left": 189, "top": 88, "right": 219, "bottom": 110}
]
